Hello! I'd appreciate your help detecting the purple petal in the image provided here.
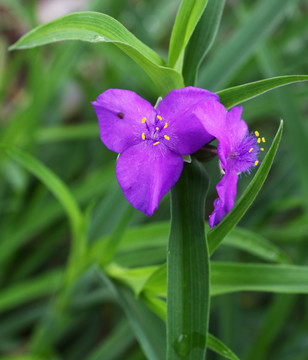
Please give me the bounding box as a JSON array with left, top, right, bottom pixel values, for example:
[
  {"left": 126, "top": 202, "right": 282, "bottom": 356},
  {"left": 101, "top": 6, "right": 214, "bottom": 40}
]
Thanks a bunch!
[
  {"left": 209, "top": 170, "right": 238, "bottom": 228},
  {"left": 92, "top": 89, "right": 156, "bottom": 153},
  {"left": 116, "top": 142, "right": 183, "bottom": 216},
  {"left": 156, "top": 87, "right": 219, "bottom": 155},
  {"left": 225, "top": 106, "right": 248, "bottom": 143},
  {"left": 195, "top": 100, "right": 229, "bottom": 165}
]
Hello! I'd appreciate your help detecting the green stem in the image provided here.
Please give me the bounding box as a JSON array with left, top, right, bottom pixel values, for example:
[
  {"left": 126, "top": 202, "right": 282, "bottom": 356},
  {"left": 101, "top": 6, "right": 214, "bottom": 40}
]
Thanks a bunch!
[{"left": 167, "top": 159, "right": 210, "bottom": 359}]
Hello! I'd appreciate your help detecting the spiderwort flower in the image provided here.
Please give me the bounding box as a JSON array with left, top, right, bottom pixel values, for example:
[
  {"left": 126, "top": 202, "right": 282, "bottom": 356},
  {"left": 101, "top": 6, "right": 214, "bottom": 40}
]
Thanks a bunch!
[
  {"left": 92, "top": 87, "right": 219, "bottom": 216},
  {"left": 195, "top": 101, "right": 260, "bottom": 227}
]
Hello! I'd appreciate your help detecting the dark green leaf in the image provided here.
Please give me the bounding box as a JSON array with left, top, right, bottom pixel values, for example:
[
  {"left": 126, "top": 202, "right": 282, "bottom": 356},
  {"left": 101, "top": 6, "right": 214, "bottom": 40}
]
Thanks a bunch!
[
  {"left": 97, "top": 270, "right": 166, "bottom": 360},
  {"left": 198, "top": 0, "right": 300, "bottom": 90},
  {"left": 167, "top": 160, "right": 210, "bottom": 359},
  {"left": 183, "top": 0, "right": 226, "bottom": 85},
  {"left": 217, "top": 75, "right": 308, "bottom": 109}
]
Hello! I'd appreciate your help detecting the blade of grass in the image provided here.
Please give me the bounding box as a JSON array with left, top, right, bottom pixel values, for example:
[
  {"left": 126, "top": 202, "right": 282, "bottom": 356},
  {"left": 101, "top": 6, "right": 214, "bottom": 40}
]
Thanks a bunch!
[
  {"left": 142, "top": 262, "right": 308, "bottom": 297},
  {"left": 217, "top": 75, "right": 308, "bottom": 109},
  {"left": 257, "top": 45, "right": 308, "bottom": 213},
  {"left": 0, "top": 270, "right": 62, "bottom": 314},
  {"left": 183, "top": 0, "right": 225, "bottom": 85},
  {"left": 198, "top": 0, "right": 299, "bottom": 90},
  {"left": 1, "top": 146, "right": 86, "bottom": 281},
  {"left": 97, "top": 270, "right": 166, "bottom": 360},
  {"left": 168, "top": 0, "right": 209, "bottom": 68}
]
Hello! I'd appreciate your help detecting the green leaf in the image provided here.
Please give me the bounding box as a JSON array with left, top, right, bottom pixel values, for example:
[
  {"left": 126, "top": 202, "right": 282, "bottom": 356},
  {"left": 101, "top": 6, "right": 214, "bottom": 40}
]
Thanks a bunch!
[
  {"left": 208, "top": 120, "right": 283, "bottom": 255},
  {"left": 207, "top": 334, "right": 240, "bottom": 360},
  {"left": 142, "top": 293, "right": 239, "bottom": 360},
  {"left": 87, "top": 320, "right": 135, "bottom": 360},
  {"left": 198, "top": 0, "right": 300, "bottom": 90},
  {"left": 142, "top": 262, "right": 308, "bottom": 297},
  {"left": 217, "top": 75, "right": 308, "bottom": 109},
  {"left": 10, "top": 11, "right": 184, "bottom": 94},
  {"left": 168, "top": 0, "right": 209, "bottom": 68},
  {"left": 211, "top": 262, "right": 308, "bottom": 296},
  {"left": 106, "top": 263, "right": 159, "bottom": 296},
  {"left": 167, "top": 160, "right": 210, "bottom": 360},
  {"left": 183, "top": 0, "right": 226, "bottom": 85},
  {"left": 257, "top": 46, "right": 308, "bottom": 213},
  {"left": 1, "top": 146, "right": 86, "bottom": 280},
  {"left": 97, "top": 270, "right": 166, "bottom": 360},
  {"left": 243, "top": 295, "right": 295, "bottom": 360},
  {"left": 223, "top": 227, "right": 290, "bottom": 264},
  {"left": 0, "top": 270, "right": 62, "bottom": 313}
]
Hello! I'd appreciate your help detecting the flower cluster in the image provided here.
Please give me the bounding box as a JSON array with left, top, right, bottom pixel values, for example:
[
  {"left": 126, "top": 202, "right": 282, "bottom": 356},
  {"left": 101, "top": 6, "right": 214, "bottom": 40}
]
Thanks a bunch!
[{"left": 92, "top": 87, "right": 260, "bottom": 226}]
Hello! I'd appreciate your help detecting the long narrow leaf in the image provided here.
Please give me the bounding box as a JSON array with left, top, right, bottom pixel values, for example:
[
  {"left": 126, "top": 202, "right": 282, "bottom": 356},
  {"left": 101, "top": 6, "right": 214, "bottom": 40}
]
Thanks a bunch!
[
  {"left": 198, "top": 0, "right": 299, "bottom": 90},
  {"left": 97, "top": 270, "right": 166, "bottom": 360},
  {"left": 0, "top": 270, "right": 62, "bottom": 313},
  {"left": 142, "top": 262, "right": 308, "bottom": 297},
  {"left": 211, "top": 262, "right": 308, "bottom": 296},
  {"left": 168, "top": 0, "right": 209, "bottom": 68},
  {"left": 217, "top": 75, "right": 308, "bottom": 109},
  {"left": 183, "top": 0, "right": 225, "bottom": 85},
  {"left": 208, "top": 120, "right": 283, "bottom": 254},
  {"left": 142, "top": 293, "right": 239, "bottom": 360},
  {"left": 167, "top": 160, "right": 210, "bottom": 360},
  {"left": 9, "top": 11, "right": 183, "bottom": 94},
  {"left": 1, "top": 146, "right": 86, "bottom": 280}
]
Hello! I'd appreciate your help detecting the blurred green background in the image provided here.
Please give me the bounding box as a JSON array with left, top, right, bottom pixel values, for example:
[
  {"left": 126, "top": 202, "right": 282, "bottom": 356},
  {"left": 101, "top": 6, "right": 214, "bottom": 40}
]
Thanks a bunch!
[{"left": 1, "top": 0, "right": 308, "bottom": 359}]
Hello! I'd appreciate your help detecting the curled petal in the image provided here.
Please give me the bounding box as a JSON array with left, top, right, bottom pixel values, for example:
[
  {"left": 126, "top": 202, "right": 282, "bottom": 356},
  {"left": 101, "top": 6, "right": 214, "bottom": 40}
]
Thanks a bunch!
[
  {"left": 209, "top": 170, "right": 238, "bottom": 228},
  {"left": 116, "top": 142, "right": 183, "bottom": 216},
  {"left": 92, "top": 89, "right": 156, "bottom": 153},
  {"left": 225, "top": 106, "right": 248, "bottom": 143},
  {"left": 156, "top": 87, "right": 219, "bottom": 155}
]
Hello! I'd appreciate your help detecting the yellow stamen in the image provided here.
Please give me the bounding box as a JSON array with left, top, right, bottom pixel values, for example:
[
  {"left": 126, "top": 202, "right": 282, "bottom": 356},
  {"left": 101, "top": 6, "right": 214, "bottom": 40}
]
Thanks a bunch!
[
  {"left": 157, "top": 115, "right": 162, "bottom": 120},
  {"left": 156, "top": 127, "right": 159, "bottom": 130},
  {"left": 255, "top": 160, "right": 259, "bottom": 166},
  {"left": 262, "top": 137, "right": 266, "bottom": 143},
  {"left": 153, "top": 141, "right": 160, "bottom": 146},
  {"left": 249, "top": 148, "right": 253, "bottom": 153},
  {"left": 164, "top": 122, "right": 168, "bottom": 129},
  {"left": 254, "top": 131, "right": 259, "bottom": 137},
  {"left": 260, "top": 148, "right": 264, "bottom": 151},
  {"left": 142, "top": 117, "right": 146, "bottom": 123},
  {"left": 142, "top": 133, "right": 145, "bottom": 140},
  {"left": 257, "top": 138, "right": 261, "bottom": 143},
  {"left": 164, "top": 135, "right": 170, "bottom": 140}
]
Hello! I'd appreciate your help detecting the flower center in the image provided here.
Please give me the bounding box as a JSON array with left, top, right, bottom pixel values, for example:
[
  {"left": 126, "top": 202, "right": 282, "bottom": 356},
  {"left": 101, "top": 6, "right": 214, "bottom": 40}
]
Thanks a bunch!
[
  {"left": 140, "top": 114, "right": 170, "bottom": 145},
  {"left": 227, "top": 131, "right": 262, "bottom": 173}
]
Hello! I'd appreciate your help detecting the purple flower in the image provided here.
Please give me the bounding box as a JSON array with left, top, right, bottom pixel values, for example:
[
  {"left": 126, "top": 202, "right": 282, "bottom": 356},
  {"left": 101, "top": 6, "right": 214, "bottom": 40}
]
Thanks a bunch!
[
  {"left": 92, "top": 87, "right": 219, "bottom": 216},
  {"left": 195, "top": 101, "right": 260, "bottom": 227}
]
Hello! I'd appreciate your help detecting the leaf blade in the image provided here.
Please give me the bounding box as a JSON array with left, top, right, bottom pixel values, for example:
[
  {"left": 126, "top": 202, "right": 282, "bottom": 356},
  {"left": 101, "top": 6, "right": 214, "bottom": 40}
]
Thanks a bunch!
[
  {"left": 167, "top": 161, "right": 210, "bottom": 359},
  {"left": 168, "top": 0, "right": 209, "bottom": 68},
  {"left": 10, "top": 11, "right": 183, "bottom": 94},
  {"left": 183, "top": 0, "right": 226, "bottom": 85},
  {"left": 217, "top": 75, "right": 308, "bottom": 109},
  {"left": 211, "top": 262, "right": 308, "bottom": 296},
  {"left": 198, "top": 0, "right": 300, "bottom": 90}
]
